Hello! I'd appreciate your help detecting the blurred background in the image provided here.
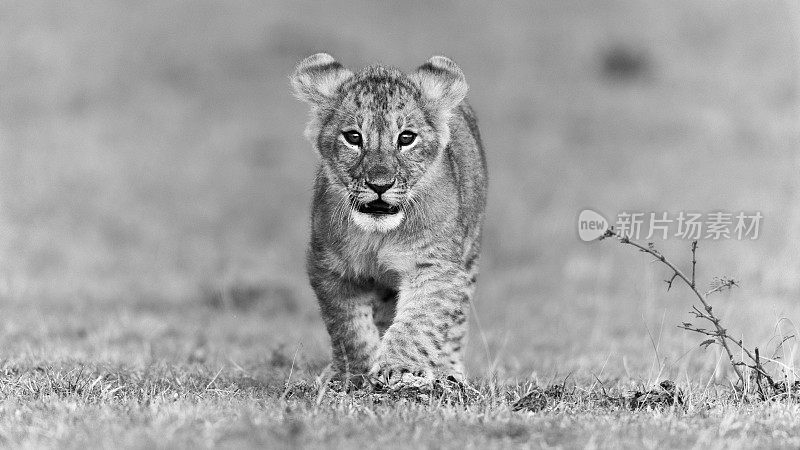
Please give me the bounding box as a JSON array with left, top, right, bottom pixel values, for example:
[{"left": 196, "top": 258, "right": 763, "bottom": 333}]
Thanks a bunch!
[{"left": 0, "top": 0, "right": 797, "bottom": 380}]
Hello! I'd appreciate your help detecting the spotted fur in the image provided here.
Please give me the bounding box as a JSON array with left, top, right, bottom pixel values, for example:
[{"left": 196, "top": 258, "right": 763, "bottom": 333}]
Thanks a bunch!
[{"left": 290, "top": 54, "right": 487, "bottom": 384}]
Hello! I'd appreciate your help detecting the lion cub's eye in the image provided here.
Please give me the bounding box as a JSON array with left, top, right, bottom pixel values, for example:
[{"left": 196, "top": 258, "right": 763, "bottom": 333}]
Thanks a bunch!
[
  {"left": 342, "top": 131, "right": 362, "bottom": 146},
  {"left": 397, "top": 131, "right": 417, "bottom": 148}
]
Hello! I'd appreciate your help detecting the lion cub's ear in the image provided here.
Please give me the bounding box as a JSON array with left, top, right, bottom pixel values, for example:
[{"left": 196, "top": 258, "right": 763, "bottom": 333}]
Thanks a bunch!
[
  {"left": 290, "top": 53, "right": 353, "bottom": 108},
  {"left": 412, "top": 56, "right": 469, "bottom": 114}
]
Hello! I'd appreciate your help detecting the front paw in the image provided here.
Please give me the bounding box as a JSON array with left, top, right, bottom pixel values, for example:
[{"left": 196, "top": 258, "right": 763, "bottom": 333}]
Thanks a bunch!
[{"left": 368, "top": 352, "right": 433, "bottom": 389}]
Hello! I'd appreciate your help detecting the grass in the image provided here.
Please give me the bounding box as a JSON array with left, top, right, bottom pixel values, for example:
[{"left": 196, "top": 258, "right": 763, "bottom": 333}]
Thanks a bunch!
[
  {"left": 3, "top": 347, "right": 800, "bottom": 448},
  {"left": 0, "top": 0, "right": 798, "bottom": 447},
  {"left": 2, "top": 297, "right": 800, "bottom": 448}
]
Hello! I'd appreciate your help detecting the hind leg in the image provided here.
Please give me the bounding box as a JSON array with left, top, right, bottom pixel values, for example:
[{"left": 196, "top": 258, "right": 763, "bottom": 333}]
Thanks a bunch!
[{"left": 372, "top": 287, "right": 397, "bottom": 338}]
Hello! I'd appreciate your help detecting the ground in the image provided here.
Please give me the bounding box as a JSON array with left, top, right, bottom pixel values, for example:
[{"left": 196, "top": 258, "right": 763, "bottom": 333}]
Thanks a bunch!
[{"left": 0, "top": 0, "right": 798, "bottom": 448}]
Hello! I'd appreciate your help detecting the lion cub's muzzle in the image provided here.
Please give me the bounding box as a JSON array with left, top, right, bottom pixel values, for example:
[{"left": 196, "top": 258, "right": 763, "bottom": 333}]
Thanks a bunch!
[{"left": 354, "top": 178, "right": 402, "bottom": 216}]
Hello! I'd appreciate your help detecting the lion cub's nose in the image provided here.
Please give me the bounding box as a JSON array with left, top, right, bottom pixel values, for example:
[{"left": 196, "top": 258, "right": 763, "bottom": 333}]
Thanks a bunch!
[{"left": 365, "top": 179, "right": 395, "bottom": 195}]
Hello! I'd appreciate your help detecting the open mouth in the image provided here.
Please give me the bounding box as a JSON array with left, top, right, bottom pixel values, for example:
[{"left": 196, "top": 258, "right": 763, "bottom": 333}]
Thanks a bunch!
[{"left": 356, "top": 199, "right": 400, "bottom": 215}]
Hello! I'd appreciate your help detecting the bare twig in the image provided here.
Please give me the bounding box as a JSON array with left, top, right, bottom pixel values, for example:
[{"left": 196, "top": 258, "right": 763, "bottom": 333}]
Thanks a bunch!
[
  {"left": 599, "top": 226, "right": 800, "bottom": 398},
  {"left": 755, "top": 348, "right": 766, "bottom": 400},
  {"left": 690, "top": 240, "right": 697, "bottom": 289},
  {"left": 601, "top": 229, "right": 755, "bottom": 387},
  {"left": 665, "top": 273, "right": 679, "bottom": 291}
]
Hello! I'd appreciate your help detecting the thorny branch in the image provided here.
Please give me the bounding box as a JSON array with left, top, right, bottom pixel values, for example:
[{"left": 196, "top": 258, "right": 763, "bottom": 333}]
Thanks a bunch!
[{"left": 600, "top": 228, "right": 776, "bottom": 392}]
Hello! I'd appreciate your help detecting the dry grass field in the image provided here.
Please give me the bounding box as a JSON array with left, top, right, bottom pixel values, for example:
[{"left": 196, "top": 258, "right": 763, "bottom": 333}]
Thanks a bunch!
[{"left": 0, "top": 0, "right": 798, "bottom": 447}]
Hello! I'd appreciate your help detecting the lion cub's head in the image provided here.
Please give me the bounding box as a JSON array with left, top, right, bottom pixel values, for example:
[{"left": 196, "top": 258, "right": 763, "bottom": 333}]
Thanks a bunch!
[{"left": 290, "top": 54, "right": 468, "bottom": 233}]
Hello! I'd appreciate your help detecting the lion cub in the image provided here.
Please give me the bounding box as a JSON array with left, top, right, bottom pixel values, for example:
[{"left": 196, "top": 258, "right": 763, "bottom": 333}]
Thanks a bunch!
[{"left": 291, "top": 54, "right": 487, "bottom": 385}]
